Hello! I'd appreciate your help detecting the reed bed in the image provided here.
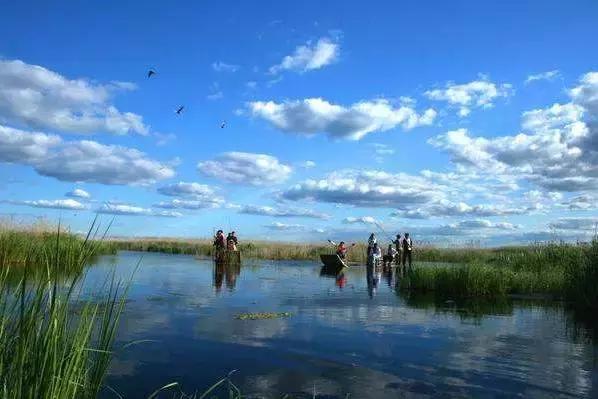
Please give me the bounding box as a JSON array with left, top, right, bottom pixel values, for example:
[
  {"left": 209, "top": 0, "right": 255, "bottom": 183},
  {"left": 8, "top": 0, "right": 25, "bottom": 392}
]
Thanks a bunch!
[
  {"left": 400, "top": 240, "right": 598, "bottom": 311},
  {"left": 0, "top": 222, "right": 128, "bottom": 399}
]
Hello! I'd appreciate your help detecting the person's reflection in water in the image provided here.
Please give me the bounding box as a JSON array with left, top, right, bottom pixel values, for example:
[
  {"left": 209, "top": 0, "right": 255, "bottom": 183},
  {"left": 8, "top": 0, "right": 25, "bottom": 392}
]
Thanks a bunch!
[
  {"left": 213, "top": 262, "right": 224, "bottom": 293},
  {"left": 384, "top": 265, "right": 393, "bottom": 287},
  {"left": 366, "top": 263, "right": 381, "bottom": 298},
  {"left": 213, "top": 262, "right": 241, "bottom": 292},
  {"left": 335, "top": 272, "right": 347, "bottom": 289},
  {"left": 225, "top": 263, "right": 241, "bottom": 290}
]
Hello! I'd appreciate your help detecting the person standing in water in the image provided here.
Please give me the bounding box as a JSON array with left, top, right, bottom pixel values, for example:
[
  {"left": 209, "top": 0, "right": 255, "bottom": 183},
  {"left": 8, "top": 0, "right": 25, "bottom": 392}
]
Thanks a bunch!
[
  {"left": 367, "top": 233, "right": 377, "bottom": 256},
  {"left": 402, "top": 233, "right": 413, "bottom": 271},
  {"left": 393, "top": 234, "right": 402, "bottom": 267}
]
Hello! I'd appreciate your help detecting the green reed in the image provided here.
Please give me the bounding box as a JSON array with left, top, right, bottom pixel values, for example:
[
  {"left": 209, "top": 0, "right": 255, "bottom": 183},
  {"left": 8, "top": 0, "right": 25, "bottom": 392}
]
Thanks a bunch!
[
  {"left": 400, "top": 240, "right": 598, "bottom": 311},
  {"left": 0, "top": 220, "right": 129, "bottom": 399}
]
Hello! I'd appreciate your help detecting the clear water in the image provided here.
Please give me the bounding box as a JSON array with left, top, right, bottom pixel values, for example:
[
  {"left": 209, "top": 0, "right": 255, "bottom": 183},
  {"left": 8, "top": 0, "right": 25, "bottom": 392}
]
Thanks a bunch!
[{"left": 85, "top": 251, "right": 598, "bottom": 398}]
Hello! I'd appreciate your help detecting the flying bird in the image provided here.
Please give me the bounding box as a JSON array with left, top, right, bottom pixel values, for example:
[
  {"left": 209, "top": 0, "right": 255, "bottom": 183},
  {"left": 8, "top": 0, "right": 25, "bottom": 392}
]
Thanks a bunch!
[
  {"left": 147, "top": 69, "right": 157, "bottom": 78},
  {"left": 175, "top": 105, "right": 185, "bottom": 115},
  {"left": 220, "top": 121, "right": 226, "bottom": 129}
]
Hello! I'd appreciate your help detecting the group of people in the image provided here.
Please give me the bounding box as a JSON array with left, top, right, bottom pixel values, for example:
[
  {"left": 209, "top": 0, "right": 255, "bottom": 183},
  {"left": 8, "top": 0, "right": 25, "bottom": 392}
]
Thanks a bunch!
[
  {"left": 371, "top": 232, "right": 413, "bottom": 269},
  {"left": 335, "top": 232, "right": 413, "bottom": 270},
  {"left": 213, "top": 230, "right": 239, "bottom": 251}
]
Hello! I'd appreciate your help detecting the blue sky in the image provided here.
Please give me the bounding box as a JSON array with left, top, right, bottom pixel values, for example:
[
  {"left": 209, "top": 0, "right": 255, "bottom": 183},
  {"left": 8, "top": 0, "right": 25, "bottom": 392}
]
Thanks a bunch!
[{"left": 1, "top": 0, "right": 597, "bottom": 244}]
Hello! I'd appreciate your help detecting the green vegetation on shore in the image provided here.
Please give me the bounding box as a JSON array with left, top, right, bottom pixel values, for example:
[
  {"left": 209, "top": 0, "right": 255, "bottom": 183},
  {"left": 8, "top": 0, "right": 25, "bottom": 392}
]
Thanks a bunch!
[{"left": 400, "top": 240, "right": 598, "bottom": 311}]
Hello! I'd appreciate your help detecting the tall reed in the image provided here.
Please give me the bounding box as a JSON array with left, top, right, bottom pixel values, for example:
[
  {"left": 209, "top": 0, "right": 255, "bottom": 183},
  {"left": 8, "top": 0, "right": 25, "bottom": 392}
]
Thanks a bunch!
[{"left": 0, "top": 221, "right": 128, "bottom": 399}]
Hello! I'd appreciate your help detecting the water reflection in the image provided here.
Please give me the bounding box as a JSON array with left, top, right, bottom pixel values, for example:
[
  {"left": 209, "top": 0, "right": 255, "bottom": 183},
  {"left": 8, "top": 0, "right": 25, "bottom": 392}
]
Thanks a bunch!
[
  {"left": 81, "top": 252, "right": 598, "bottom": 398},
  {"left": 213, "top": 262, "right": 241, "bottom": 292}
]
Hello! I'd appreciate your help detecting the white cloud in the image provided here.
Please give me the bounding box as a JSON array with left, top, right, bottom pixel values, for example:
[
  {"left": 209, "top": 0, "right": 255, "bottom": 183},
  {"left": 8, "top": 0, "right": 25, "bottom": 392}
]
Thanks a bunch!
[
  {"left": 264, "top": 222, "right": 305, "bottom": 231},
  {"left": 157, "top": 182, "right": 217, "bottom": 198},
  {"left": 549, "top": 217, "right": 597, "bottom": 231},
  {"left": 525, "top": 70, "right": 560, "bottom": 84},
  {"left": 343, "top": 216, "right": 378, "bottom": 225},
  {"left": 563, "top": 194, "right": 597, "bottom": 210},
  {"left": 282, "top": 169, "right": 444, "bottom": 208},
  {"left": 428, "top": 105, "right": 596, "bottom": 192},
  {"left": 0, "top": 124, "right": 61, "bottom": 163},
  {"left": 521, "top": 103, "right": 584, "bottom": 132},
  {"left": 238, "top": 205, "right": 329, "bottom": 219},
  {"left": 65, "top": 188, "right": 90, "bottom": 199},
  {"left": 0, "top": 59, "right": 148, "bottom": 135},
  {"left": 249, "top": 98, "right": 436, "bottom": 140},
  {"left": 570, "top": 71, "right": 598, "bottom": 115},
  {"left": 198, "top": 152, "right": 292, "bottom": 186},
  {"left": 0, "top": 125, "right": 175, "bottom": 185},
  {"left": 212, "top": 62, "right": 240, "bottom": 73},
  {"left": 6, "top": 198, "right": 87, "bottom": 210},
  {"left": 97, "top": 202, "right": 182, "bottom": 217},
  {"left": 153, "top": 198, "right": 223, "bottom": 210},
  {"left": 269, "top": 37, "right": 339, "bottom": 74},
  {"left": 299, "top": 160, "right": 316, "bottom": 169},
  {"left": 390, "top": 199, "right": 529, "bottom": 219},
  {"left": 425, "top": 77, "right": 512, "bottom": 117}
]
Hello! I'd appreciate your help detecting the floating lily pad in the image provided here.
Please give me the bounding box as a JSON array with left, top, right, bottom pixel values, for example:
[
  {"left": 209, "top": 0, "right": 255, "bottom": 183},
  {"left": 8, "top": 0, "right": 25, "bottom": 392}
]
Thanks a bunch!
[{"left": 235, "top": 312, "right": 292, "bottom": 320}]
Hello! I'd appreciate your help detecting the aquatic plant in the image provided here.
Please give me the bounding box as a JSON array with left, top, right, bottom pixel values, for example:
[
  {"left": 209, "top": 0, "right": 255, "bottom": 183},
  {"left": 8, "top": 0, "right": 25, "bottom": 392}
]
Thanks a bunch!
[{"left": 235, "top": 311, "right": 292, "bottom": 320}]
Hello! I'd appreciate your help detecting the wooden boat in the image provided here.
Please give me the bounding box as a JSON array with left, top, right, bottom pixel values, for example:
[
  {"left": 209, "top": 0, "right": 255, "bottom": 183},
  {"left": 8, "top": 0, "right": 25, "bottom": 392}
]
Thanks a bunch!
[
  {"left": 320, "top": 254, "right": 348, "bottom": 269},
  {"left": 214, "top": 249, "right": 241, "bottom": 265}
]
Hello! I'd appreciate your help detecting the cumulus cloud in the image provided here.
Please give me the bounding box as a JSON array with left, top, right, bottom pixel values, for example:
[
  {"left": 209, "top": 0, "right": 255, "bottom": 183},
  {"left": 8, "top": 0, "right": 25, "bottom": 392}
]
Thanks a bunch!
[
  {"left": 424, "top": 77, "right": 512, "bottom": 117},
  {"left": 239, "top": 205, "right": 329, "bottom": 219},
  {"left": 198, "top": 152, "right": 292, "bottom": 186},
  {"left": 269, "top": 37, "right": 339, "bottom": 74},
  {"left": 525, "top": 70, "right": 560, "bottom": 85},
  {"left": 0, "top": 59, "right": 148, "bottom": 135},
  {"left": 249, "top": 98, "right": 436, "bottom": 140},
  {"left": 211, "top": 62, "right": 240, "bottom": 73},
  {"left": 549, "top": 217, "right": 597, "bottom": 231},
  {"left": 282, "top": 169, "right": 444, "bottom": 208},
  {"left": 0, "top": 125, "right": 175, "bottom": 185},
  {"left": 97, "top": 202, "right": 181, "bottom": 217},
  {"left": 428, "top": 71, "right": 598, "bottom": 192},
  {"left": 65, "top": 188, "right": 90, "bottom": 199},
  {"left": 6, "top": 198, "right": 87, "bottom": 210}
]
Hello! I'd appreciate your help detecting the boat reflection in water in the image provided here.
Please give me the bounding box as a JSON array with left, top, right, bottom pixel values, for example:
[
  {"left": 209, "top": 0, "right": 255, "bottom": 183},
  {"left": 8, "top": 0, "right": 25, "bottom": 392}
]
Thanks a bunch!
[
  {"left": 213, "top": 261, "right": 241, "bottom": 292},
  {"left": 319, "top": 265, "right": 348, "bottom": 289}
]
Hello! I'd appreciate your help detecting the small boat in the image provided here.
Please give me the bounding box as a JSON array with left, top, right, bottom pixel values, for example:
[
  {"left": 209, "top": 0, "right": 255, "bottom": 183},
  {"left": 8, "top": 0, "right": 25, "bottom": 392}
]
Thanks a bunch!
[{"left": 319, "top": 254, "right": 348, "bottom": 270}]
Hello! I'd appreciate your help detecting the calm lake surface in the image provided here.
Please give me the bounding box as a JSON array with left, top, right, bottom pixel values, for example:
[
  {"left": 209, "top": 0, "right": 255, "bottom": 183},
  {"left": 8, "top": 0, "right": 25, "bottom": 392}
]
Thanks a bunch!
[{"left": 85, "top": 251, "right": 598, "bottom": 398}]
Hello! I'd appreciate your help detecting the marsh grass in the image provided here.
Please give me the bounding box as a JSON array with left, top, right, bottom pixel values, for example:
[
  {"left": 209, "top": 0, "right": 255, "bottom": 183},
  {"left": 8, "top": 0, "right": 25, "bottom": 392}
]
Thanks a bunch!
[
  {"left": 0, "top": 220, "right": 129, "bottom": 399},
  {"left": 400, "top": 240, "right": 598, "bottom": 310}
]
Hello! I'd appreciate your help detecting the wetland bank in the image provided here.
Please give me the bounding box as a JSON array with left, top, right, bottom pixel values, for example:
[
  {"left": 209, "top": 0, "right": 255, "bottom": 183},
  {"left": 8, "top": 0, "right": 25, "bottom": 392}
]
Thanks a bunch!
[{"left": 1, "top": 229, "right": 597, "bottom": 398}]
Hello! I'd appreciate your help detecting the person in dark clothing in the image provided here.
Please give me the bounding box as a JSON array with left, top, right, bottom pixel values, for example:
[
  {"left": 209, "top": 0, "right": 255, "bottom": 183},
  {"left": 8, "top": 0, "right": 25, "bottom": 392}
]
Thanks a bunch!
[
  {"left": 402, "top": 233, "right": 413, "bottom": 270},
  {"left": 214, "top": 230, "right": 226, "bottom": 250},
  {"left": 227, "top": 231, "right": 238, "bottom": 245}
]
